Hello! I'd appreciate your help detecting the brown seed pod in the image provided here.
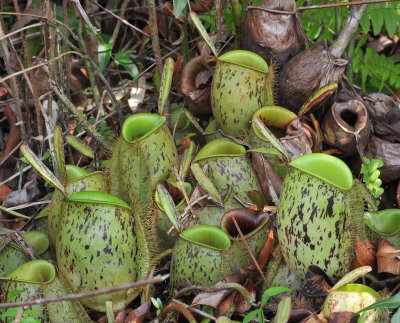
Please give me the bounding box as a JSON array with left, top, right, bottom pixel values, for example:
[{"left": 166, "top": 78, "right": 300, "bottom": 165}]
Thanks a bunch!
[
  {"left": 243, "top": 0, "right": 305, "bottom": 68},
  {"left": 322, "top": 100, "right": 371, "bottom": 157},
  {"left": 277, "top": 43, "right": 346, "bottom": 113}
]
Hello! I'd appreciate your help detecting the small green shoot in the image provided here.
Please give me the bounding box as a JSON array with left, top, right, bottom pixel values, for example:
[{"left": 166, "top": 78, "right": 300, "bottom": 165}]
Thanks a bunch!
[
  {"left": 360, "top": 157, "right": 384, "bottom": 206},
  {"left": 20, "top": 151, "right": 51, "bottom": 165},
  {"left": 243, "top": 286, "right": 291, "bottom": 323},
  {"left": 151, "top": 297, "right": 164, "bottom": 316}
]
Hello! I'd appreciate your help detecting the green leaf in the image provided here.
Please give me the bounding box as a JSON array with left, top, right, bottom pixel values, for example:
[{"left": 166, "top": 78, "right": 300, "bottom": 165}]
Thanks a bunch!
[
  {"left": 173, "top": 0, "right": 187, "bottom": 17},
  {"left": 191, "top": 163, "right": 222, "bottom": 205},
  {"left": 391, "top": 307, "right": 400, "bottom": 323},
  {"left": 98, "top": 41, "right": 112, "bottom": 73},
  {"left": 2, "top": 307, "right": 19, "bottom": 319},
  {"left": 261, "top": 286, "right": 291, "bottom": 307},
  {"left": 54, "top": 125, "right": 67, "bottom": 182},
  {"left": 158, "top": 57, "right": 174, "bottom": 115},
  {"left": 351, "top": 292, "right": 400, "bottom": 319},
  {"left": 252, "top": 117, "right": 290, "bottom": 162},
  {"left": 247, "top": 148, "right": 284, "bottom": 156},
  {"left": 7, "top": 290, "right": 22, "bottom": 301},
  {"left": 65, "top": 135, "right": 95, "bottom": 159},
  {"left": 114, "top": 50, "right": 138, "bottom": 79},
  {"left": 370, "top": 3, "right": 384, "bottom": 35},
  {"left": 360, "top": 11, "right": 371, "bottom": 34},
  {"left": 189, "top": 11, "right": 218, "bottom": 57},
  {"left": 383, "top": 2, "right": 397, "bottom": 38},
  {"left": 20, "top": 144, "right": 66, "bottom": 196},
  {"left": 156, "top": 183, "right": 181, "bottom": 232},
  {"left": 151, "top": 297, "right": 159, "bottom": 309},
  {"left": 243, "top": 309, "right": 260, "bottom": 323},
  {"left": 20, "top": 318, "right": 41, "bottom": 323},
  {"left": 179, "top": 141, "right": 194, "bottom": 180}
]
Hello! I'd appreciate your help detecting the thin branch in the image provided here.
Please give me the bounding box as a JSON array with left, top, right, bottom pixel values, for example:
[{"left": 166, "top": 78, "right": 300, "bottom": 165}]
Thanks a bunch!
[
  {"left": 330, "top": 2, "right": 369, "bottom": 58},
  {"left": 147, "top": 0, "right": 163, "bottom": 76},
  {"left": 0, "top": 274, "right": 170, "bottom": 309},
  {"left": 231, "top": 216, "right": 269, "bottom": 287},
  {"left": 51, "top": 83, "right": 113, "bottom": 154},
  {"left": 0, "top": 51, "right": 82, "bottom": 84}
]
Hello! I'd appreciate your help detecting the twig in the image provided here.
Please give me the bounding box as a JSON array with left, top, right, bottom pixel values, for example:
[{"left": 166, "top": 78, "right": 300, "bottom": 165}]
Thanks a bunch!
[
  {"left": 0, "top": 274, "right": 170, "bottom": 309},
  {"left": 0, "top": 165, "right": 31, "bottom": 187},
  {"left": 0, "top": 142, "right": 22, "bottom": 167},
  {"left": 71, "top": 0, "right": 98, "bottom": 35},
  {"left": 87, "top": 0, "right": 147, "bottom": 38},
  {"left": 330, "top": 2, "right": 369, "bottom": 58},
  {"left": 171, "top": 299, "right": 217, "bottom": 321},
  {"left": 51, "top": 83, "right": 113, "bottom": 154},
  {"left": 111, "top": 0, "right": 130, "bottom": 47},
  {"left": 0, "top": 205, "right": 30, "bottom": 219},
  {"left": 173, "top": 166, "right": 197, "bottom": 220},
  {"left": 231, "top": 216, "right": 269, "bottom": 287},
  {"left": 0, "top": 19, "right": 27, "bottom": 141},
  {"left": 0, "top": 51, "right": 82, "bottom": 84},
  {"left": 147, "top": 0, "right": 163, "bottom": 76},
  {"left": 157, "top": 302, "right": 197, "bottom": 323}
]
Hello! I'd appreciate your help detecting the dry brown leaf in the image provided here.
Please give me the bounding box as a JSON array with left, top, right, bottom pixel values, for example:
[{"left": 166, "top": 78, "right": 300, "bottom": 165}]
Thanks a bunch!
[
  {"left": 352, "top": 234, "right": 375, "bottom": 269},
  {"left": 376, "top": 238, "right": 400, "bottom": 275},
  {"left": 248, "top": 227, "right": 274, "bottom": 270},
  {"left": 0, "top": 184, "right": 13, "bottom": 203},
  {"left": 125, "top": 300, "right": 151, "bottom": 323},
  {"left": 192, "top": 285, "right": 234, "bottom": 308},
  {"left": 234, "top": 280, "right": 255, "bottom": 313},
  {"left": 215, "top": 292, "right": 235, "bottom": 317}
]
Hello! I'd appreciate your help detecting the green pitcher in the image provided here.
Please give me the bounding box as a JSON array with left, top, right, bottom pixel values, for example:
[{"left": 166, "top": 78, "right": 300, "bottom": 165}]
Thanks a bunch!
[
  {"left": 170, "top": 225, "right": 238, "bottom": 290},
  {"left": 0, "top": 260, "right": 91, "bottom": 322},
  {"left": 277, "top": 153, "right": 372, "bottom": 279},
  {"left": 193, "top": 138, "right": 263, "bottom": 204},
  {"left": 211, "top": 50, "right": 274, "bottom": 137},
  {"left": 56, "top": 191, "right": 151, "bottom": 312},
  {"left": 110, "top": 113, "right": 178, "bottom": 205}
]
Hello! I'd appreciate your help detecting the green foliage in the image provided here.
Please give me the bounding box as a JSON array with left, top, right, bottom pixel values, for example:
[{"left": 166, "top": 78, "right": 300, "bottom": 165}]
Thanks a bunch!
[
  {"left": 243, "top": 286, "right": 291, "bottom": 323},
  {"left": 360, "top": 157, "right": 384, "bottom": 206},
  {"left": 360, "top": 1, "right": 400, "bottom": 38},
  {"left": 350, "top": 292, "right": 400, "bottom": 322},
  {"left": 353, "top": 45, "right": 400, "bottom": 94},
  {"left": 20, "top": 151, "right": 51, "bottom": 165},
  {"left": 173, "top": 0, "right": 187, "bottom": 17},
  {"left": 87, "top": 116, "right": 117, "bottom": 144},
  {"left": 296, "top": 0, "right": 345, "bottom": 42},
  {"left": 97, "top": 33, "right": 138, "bottom": 79},
  {"left": 151, "top": 297, "right": 164, "bottom": 316},
  {"left": 0, "top": 290, "right": 41, "bottom": 323}
]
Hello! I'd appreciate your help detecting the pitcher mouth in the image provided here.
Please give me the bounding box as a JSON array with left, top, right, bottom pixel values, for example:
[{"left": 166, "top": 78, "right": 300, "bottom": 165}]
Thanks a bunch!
[
  {"left": 4, "top": 260, "right": 56, "bottom": 284},
  {"left": 221, "top": 209, "right": 270, "bottom": 238},
  {"left": 193, "top": 138, "right": 246, "bottom": 163},
  {"left": 218, "top": 50, "right": 269, "bottom": 73},
  {"left": 179, "top": 225, "right": 231, "bottom": 251},
  {"left": 290, "top": 153, "right": 353, "bottom": 191},
  {"left": 122, "top": 113, "right": 166, "bottom": 143}
]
